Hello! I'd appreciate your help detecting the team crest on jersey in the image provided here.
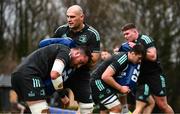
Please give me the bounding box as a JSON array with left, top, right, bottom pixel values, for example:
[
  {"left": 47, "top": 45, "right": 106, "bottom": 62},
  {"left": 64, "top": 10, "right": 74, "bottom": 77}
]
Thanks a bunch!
[{"left": 79, "top": 35, "right": 87, "bottom": 43}]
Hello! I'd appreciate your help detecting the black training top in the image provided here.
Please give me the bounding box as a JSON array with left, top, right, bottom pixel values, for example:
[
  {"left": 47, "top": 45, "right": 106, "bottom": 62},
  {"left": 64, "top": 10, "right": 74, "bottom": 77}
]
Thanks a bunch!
[
  {"left": 91, "top": 53, "right": 129, "bottom": 80},
  {"left": 53, "top": 23, "right": 100, "bottom": 53},
  {"left": 135, "top": 34, "right": 162, "bottom": 74},
  {"left": 13, "top": 44, "right": 71, "bottom": 79}
]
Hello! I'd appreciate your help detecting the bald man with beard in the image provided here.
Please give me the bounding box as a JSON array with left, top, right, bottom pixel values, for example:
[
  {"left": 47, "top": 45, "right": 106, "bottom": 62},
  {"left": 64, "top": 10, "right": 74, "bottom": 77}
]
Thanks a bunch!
[{"left": 53, "top": 5, "right": 101, "bottom": 114}]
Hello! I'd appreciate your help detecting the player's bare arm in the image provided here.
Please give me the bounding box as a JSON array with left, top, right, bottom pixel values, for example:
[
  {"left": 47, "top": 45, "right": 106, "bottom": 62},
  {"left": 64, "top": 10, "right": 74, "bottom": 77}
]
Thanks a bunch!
[
  {"left": 146, "top": 47, "right": 157, "bottom": 61},
  {"left": 50, "top": 59, "right": 65, "bottom": 90},
  {"left": 101, "top": 66, "right": 130, "bottom": 94}
]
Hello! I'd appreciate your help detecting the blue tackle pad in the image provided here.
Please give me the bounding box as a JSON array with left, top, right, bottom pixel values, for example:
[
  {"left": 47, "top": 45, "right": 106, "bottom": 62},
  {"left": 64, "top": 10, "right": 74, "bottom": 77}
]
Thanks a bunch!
[{"left": 39, "top": 37, "right": 76, "bottom": 48}]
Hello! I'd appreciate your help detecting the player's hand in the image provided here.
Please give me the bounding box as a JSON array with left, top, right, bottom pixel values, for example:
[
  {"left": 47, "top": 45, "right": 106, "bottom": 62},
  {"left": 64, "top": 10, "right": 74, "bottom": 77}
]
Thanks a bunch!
[
  {"left": 61, "top": 95, "right": 70, "bottom": 106},
  {"left": 120, "top": 86, "right": 131, "bottom": 94},
  {"left": 128, "top": 42, "right": 136, "bottom": 48}
]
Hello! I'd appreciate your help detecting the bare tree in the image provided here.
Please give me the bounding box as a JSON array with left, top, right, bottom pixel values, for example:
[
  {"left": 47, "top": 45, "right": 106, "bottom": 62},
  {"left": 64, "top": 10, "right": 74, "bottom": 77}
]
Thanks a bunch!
[{"left": 1, "top": 0, "right": 180, "bottom": 111}]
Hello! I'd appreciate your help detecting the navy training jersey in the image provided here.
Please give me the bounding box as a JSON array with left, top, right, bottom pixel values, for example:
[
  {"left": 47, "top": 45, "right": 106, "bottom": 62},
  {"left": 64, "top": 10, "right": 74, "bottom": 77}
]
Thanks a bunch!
[
  {"left": 53, "top": 24, "right": 100, "bottom": 53},
  {"left": 91, "top": 53, "right": 129, "bottom": 80},
  {"left": 13, "top": 44, "right": 71, "bottom": 79},
  {"left": 136, "top": 34, "right": 162, "bottom": 74}
]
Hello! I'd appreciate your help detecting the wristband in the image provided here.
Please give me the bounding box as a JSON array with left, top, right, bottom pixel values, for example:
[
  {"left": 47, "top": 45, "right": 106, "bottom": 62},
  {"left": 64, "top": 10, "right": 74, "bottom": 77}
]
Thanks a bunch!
[{"left": 51, "top": 76, "right": 63, "bottom": 90}]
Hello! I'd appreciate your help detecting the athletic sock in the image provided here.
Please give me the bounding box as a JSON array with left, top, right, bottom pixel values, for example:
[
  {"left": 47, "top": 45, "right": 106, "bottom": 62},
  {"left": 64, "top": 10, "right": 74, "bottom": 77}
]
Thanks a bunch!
[{"left": 121, "top": 104, "right": 129, "bottom": 114}]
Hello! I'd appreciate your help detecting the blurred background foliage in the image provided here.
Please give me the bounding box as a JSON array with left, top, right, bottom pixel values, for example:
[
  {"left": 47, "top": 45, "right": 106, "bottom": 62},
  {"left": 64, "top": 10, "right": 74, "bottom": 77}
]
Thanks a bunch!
[{"left": 0, "top": 0, "right": 179, "bottom": 112}]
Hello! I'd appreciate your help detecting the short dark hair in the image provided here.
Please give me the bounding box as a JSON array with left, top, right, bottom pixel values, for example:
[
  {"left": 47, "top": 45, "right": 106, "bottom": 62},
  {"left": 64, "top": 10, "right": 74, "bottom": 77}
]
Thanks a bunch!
[
  {"left": 77, "top": 46, "right": 92, "bottom": 64},
  {"left": 121, "top": 23, "right": 136, "bottom": 31},
  {"left": 130, "top": 44, "right": 146, "bottom": 58}
]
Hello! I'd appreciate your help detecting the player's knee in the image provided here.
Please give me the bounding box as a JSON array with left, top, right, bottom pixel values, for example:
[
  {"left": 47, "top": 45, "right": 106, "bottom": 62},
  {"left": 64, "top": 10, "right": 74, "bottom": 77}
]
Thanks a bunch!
[
  {"left": 29, "top": 101, "right": 49, "bottom": 114},
  {"left": 148, "top": 96, "right": 155, "bottom": 107},
  {"left": 79, "top": 102, "right": 94, "bottom": 114},
  {"left": 157, "top": 102, "right": 169, "bottom": 111},
  {"left": 149, "top": 100, "right": 155, "bottom": 108}
]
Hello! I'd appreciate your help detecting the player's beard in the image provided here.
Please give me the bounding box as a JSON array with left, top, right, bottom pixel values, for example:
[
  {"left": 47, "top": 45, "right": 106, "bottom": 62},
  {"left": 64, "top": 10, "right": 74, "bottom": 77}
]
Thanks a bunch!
[{"left": 69, "top": 23, "right": 82, "bottom": 32}]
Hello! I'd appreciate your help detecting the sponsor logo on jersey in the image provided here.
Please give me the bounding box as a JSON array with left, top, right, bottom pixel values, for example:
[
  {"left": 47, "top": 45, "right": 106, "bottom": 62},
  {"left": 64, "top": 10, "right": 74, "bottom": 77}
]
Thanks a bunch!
[{"left": 28, "top": 91, "right": 35, "bottom": 97}]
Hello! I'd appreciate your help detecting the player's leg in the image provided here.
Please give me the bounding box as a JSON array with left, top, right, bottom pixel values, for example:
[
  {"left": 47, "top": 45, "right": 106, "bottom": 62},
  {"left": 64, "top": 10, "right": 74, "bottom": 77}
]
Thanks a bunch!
[
  {"left": 119, "top": 94, "right": 131, "bottom": 114},
  {"left": 100, "top": 108, "right": 109, "bottom": 114},
  {"left": 133, "top": 84, "right": 150, "bottom": 114},
  {"left": 126, "top": 92, "right": 136, "bottom": 111},
  {"left": 109, "top": 104, "right": 122, "bottom": 114},
  {"left": 90, "top": 79, "right": 122, "bottom": 113},
  {"left": 96, "top": 103, "right": 109, "bottom": 114},
  {"left": 100, "top": 110, "right": 109, "bottom": 114},
  {"left": 100, "top": 94, "right": 122, "bottom": 113},
  {"left": 116, "top": 63, "right": 140, "bottom": 113},
  {"left": 72, "top": 82, "right": 94, "bottom": 114},
  {"left": 153, "top": 95, "right": 174, "bottom": 114},
  {"left": 142, "top": 95, "right": 155, "bottom": 114},
  {"left": 77, "top": 102, "right": 94, "bottom": 114},
  {"left": 11, "top": 73, "right": 49, "bottom": 114},
  {"left": 65, "top": 71, "right": 94, "bottom": 114},
  {"left": 27, "top": 100, "right": 49, "bottom": 114},
  {"left": 133, "top": 100, "right": 147, "bottom": 114},
  {"left": 60, "top": 87, "right": 94, "bottom": 114},
  {"left": 148, "top": 74, "right": 174, "bottom": 114}
]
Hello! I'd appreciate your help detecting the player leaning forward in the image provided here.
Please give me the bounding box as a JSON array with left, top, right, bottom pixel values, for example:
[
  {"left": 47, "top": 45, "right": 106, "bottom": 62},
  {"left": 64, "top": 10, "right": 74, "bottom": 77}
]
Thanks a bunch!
[
  {"left": 90, "top": 44, "right": 145, "bottom": 114},
  {"left": 11, "top": 44, "right": 92, "bottom": 114}
]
